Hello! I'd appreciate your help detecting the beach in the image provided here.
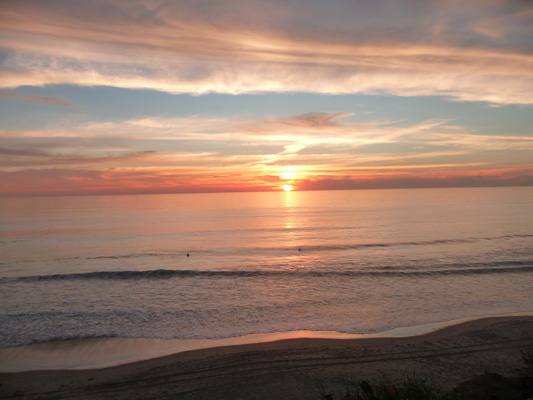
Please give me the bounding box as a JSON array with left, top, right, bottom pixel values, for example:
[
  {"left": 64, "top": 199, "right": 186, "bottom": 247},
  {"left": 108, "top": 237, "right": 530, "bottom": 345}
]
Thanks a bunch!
[
  {"left": 1, "top": 190, "right": 532, "bottom": 398},
  {"left": 1, "top": 316, "right": 532, "bottom": 399}
]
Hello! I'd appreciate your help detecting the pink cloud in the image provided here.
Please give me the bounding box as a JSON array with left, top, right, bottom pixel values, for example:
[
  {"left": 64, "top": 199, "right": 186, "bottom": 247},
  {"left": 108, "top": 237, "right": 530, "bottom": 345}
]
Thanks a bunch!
[
  {"left": 1, "top": 0, "right": 532, "bottom": 104},
  {"left": 0, "top": 91, "right": 73, "bottom": 107}
]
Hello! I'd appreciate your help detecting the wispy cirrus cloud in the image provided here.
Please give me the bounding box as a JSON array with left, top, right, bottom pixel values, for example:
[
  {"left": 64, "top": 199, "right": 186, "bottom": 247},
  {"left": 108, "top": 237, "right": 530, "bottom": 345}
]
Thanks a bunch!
[
  {"left": 3, "top": 112, "right": 532, "bottom": 162},
  {"left": 0, "top": 90, "right": 73, "bottom": 107},
  {"left": 1, "top": 0, "right": 532, "bottom": 104},
  {"left": 1, "top": 109, "right": 532, "bottom": 195},
  {"left": 237, "top": 112, "right": 361, "bottom": 133},
  {"left": 0, "top": 147, "right": 159, "bottom": 167}
]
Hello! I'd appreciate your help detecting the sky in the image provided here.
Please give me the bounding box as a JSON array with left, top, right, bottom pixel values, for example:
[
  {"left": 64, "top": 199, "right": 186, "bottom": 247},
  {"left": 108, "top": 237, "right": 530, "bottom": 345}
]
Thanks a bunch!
[{"left": 0, "top": 0, "right": 532, "bottom": 196}]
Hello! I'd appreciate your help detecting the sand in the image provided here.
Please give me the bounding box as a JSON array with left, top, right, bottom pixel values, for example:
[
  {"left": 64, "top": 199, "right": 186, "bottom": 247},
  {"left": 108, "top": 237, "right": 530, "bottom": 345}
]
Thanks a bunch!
[{"left": 1, "top": 316, "right": 532, "bottom": 399}]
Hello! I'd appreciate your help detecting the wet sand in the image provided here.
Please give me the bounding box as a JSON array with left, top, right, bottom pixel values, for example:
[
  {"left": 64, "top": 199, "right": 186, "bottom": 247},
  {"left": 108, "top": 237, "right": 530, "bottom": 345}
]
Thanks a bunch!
[{"left": 1, "top": 316, "right": 532, "bottom": 399}]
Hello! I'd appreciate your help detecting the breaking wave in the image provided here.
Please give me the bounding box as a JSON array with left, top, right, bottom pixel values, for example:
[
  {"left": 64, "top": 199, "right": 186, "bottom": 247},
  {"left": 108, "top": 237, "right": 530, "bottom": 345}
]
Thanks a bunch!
[{"left": 4, "top": 260, "right": 532, "bottom": 282}]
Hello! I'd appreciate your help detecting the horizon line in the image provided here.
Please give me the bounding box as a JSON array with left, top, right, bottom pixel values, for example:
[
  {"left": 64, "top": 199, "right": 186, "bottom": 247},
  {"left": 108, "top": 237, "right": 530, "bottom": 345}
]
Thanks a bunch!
[{"left": 1, "top": 183, "right": 531, "bottom": 199}]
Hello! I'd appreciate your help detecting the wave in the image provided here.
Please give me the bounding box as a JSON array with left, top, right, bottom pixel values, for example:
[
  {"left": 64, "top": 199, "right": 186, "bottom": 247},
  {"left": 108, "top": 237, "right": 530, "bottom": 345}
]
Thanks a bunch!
[
  {"left": 56, "top": 252, "right": 176, "bottom": 261},
  {"left": 3, "top": 261, "right": 532, "bottom": 282},
  {"left": 292, "top": 234, "right": 533, "bottom": 252},
  {"left": 48, "top": 234, "right": 533, "bottom": 261}
]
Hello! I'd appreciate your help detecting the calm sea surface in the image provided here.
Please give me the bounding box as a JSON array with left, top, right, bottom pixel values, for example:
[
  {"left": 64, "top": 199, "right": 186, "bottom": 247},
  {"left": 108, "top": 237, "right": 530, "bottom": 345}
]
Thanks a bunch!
[{"left": 1, "top": 187, "right": 532, "bottom": 348}]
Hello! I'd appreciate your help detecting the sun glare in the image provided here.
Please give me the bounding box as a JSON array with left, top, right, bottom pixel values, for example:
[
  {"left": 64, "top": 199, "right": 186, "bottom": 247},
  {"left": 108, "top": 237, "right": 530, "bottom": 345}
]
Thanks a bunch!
[
  {"left": 283, "top": 185, "right": 293, "bottom": 192},
  {"left": 280, "top": 172, "right": 297, "bottom": 180}
]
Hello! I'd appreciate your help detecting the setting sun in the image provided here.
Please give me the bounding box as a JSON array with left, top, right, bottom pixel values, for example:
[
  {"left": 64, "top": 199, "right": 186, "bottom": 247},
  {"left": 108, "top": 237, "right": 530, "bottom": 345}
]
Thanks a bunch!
[{"left": 283, "top": 185, "right": 293, "bottom": 192}]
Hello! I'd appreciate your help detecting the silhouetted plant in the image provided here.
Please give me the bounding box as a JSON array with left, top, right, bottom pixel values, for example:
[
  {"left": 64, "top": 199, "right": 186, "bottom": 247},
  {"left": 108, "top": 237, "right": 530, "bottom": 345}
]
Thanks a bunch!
[
  {"left": 318, "top": 376, "right": 462, "bottom": 400},
  {"left": 522, "top": 349, "right": 533, "bottom": 374}
]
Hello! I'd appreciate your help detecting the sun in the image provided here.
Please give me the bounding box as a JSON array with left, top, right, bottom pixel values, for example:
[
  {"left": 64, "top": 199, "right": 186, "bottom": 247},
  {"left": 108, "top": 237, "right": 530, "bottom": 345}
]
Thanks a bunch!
[{"left": 283, "top": 185, "right": 293, "bottom": 192}]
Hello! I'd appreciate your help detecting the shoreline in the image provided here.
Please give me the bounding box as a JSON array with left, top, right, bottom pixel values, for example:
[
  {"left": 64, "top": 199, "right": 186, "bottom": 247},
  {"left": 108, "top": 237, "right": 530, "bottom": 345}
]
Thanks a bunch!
[
  {"left": 2, "top": 315, "right": 533, "bottom": 399},
  {"left": 1, "top": 315, "right": 532, "bottom": 399},
  {"left": 1, "top": 312, "right": 533, "bottom": 373}
]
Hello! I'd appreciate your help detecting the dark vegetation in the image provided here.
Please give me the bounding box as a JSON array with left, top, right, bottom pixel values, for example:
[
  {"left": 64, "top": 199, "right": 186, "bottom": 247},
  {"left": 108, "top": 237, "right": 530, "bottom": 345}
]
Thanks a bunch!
[
  {"left": 317, "top": 376, "right": 461, "bottom": 400},
  {"left": 318, "top": 344, "right": 533, "bottom": 400}
]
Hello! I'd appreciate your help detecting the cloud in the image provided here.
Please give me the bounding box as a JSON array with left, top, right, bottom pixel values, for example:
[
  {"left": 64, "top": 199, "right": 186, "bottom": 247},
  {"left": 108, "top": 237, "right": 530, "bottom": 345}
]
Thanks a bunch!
[
  {"left": 3, "top": 112, "right": 531, "bottom": 167},
  {"left": 0, "top": 146, "right": 158, "bottom": 167},
  {"left": 2, "top": 162, "right": 532, "bottom": 197},
  {"left": 0, "top": 90, "right": 73, "bottom": 107},
  {"left": 0, "top": 146, "right": 50, "bottom": 157},
  {"left": 1, "top": 109, "right": 532, "bottom": 195},
  {"left": 1, "top": 0, "right": 532, "bottom": 104},
  {"left": 295, "top": 166, "right": 533, "bottom": 191},
  {"left": 0, "top": 167, "right": 278, "bottom": 196},
  {"left": 237, "top": 112, "right": 357, "bottom": 133}
]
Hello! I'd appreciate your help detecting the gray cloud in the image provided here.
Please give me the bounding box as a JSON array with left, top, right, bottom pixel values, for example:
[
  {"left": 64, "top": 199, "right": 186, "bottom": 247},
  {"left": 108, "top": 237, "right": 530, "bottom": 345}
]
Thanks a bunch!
[
  {"left": 0, "top": 145, "right": 157, "bottom": 167},
  {"left": 297, "top": 170, "right": 533, "bottom": 191},
  {"left": 0, "top": 146, "right": 50, "bottom": 157}
]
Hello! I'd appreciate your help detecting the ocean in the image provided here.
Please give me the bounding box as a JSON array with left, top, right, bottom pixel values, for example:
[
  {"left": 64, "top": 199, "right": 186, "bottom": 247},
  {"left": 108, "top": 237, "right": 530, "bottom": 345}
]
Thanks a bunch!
[{"left": 1, "top": 187, "right": 532, "bottom": 350}]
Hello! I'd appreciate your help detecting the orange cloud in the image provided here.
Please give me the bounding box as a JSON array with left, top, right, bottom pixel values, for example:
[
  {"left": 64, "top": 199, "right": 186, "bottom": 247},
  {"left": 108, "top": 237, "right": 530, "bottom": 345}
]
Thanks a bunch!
[
  {"left": 1, "top": 110, "right": 532, "bottom": 196},
  {"left": 0, "top": 167, "right": 282, "bottom": 197},
  {"left": 1, "top": 163, "right": 532, "bottom": 197}
]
